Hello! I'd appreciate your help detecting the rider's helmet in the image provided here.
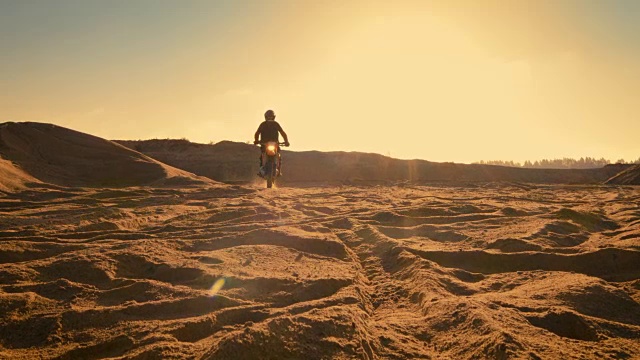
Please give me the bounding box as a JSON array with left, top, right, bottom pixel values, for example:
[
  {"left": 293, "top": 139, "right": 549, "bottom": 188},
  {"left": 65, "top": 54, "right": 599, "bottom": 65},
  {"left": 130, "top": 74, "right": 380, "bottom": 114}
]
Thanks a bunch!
[{"left": 264, "top": 110, "right": 276, "bottom": 121}]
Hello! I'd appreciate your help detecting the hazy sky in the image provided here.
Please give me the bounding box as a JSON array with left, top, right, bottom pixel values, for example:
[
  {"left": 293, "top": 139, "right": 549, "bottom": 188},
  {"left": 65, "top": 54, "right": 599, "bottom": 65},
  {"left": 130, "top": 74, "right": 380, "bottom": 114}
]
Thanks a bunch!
[{"left": 1, "top": 0, "right": 639, "bottom": 163}]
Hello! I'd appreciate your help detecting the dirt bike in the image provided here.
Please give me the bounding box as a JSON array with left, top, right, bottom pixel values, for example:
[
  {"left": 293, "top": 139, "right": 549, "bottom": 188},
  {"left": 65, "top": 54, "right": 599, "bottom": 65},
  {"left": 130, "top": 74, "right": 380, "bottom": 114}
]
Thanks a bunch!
[{"left": 257, "top": 142, "right": 288, "bottom": 188}]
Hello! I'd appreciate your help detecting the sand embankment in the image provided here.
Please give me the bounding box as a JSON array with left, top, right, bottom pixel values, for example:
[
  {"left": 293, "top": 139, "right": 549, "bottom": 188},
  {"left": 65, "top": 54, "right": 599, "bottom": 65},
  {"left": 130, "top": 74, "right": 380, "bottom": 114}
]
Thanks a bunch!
[
  {"left": 0, "top": 122, "right": 214, "bottom": 191},
  {"left": 606, "top": 164, "right": 640, "bottom": 185},
  {"left": 115, "top": 139, "right": 630, "bottom": 185}
]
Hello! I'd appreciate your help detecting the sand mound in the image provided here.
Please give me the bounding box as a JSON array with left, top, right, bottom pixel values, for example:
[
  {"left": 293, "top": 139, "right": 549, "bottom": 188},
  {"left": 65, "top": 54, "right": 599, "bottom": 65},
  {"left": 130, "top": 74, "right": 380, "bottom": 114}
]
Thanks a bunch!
[
  {"left": 116, "top": 139, "right": 628, "bottom": 185},
  {"left": 606, "top": 164, "right": 640, "bottom": 185},
  {"left": 0, "top": 122, "right": 213, "bottom": 190},
  {"left": 0, "top": 183, "right": 638, "bottom": 359}
]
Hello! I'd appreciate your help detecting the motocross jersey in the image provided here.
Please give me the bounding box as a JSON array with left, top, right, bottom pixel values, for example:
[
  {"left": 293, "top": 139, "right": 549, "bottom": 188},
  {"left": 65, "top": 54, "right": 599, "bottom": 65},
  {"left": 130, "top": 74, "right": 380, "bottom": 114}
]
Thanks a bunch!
[{"left": 257, "top": 120, "right": 283, "bottom": 143}]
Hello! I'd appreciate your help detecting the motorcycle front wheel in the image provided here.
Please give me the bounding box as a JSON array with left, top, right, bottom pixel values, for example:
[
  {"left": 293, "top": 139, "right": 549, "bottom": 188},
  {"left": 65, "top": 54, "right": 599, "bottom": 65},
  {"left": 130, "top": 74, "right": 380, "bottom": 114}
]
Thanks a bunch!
[{"left": 265, "top": 158, "right": 275, "bottom": 188}]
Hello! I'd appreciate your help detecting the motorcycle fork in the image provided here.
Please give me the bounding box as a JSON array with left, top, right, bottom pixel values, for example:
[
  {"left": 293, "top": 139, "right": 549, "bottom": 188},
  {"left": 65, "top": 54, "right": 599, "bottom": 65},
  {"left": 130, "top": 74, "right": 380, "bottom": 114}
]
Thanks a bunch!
[{"left": 277, "top": 153, "right": 282, "bottom": 175}]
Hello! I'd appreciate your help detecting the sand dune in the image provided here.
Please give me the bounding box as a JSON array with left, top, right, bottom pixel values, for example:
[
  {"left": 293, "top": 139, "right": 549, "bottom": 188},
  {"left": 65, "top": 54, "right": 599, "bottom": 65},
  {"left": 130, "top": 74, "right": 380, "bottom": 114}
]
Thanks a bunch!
[
  {"left": 115, "top": 139, "right": 632, "bottom": 185},
  {"left": 1, "top": 183, "right": 639, "bottom": 359},
  {"left": 0, "top": 122, "right": 213, "bottom": 190}
]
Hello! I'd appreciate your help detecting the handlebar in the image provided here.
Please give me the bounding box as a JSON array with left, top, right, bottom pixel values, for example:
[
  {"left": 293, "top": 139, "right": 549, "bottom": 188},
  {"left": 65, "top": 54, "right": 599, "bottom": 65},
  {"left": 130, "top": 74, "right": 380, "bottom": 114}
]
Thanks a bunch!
[{"left": 254, "top": 142, "right": 289, "bottom": 146}]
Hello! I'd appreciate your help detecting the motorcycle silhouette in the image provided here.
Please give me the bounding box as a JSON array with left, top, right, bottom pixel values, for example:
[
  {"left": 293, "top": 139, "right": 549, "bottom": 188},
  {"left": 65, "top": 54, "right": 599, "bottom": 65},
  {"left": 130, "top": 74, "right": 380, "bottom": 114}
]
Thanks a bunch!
[{"left": 257, "top": 141, "right": 288, "bottom": 188}]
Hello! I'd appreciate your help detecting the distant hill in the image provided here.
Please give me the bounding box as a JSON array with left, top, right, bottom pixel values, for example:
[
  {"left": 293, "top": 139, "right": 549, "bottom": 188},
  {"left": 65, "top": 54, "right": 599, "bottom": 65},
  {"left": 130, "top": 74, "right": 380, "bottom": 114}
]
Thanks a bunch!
[
  {"left": 114, "top": 139, "right": 631, "bottom": 185},
  {"left": 0, "top": 122, "right": 215, "bottom": 191},
  {"left": 605, "top": 164, "right": 640, "bottom": 185}
]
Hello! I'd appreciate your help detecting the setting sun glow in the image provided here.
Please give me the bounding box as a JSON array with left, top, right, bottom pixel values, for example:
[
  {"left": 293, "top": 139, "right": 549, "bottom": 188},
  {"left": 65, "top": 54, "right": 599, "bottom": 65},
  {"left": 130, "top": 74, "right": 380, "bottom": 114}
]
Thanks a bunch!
[{"left": 2, "top": 0, "right": 639, "bottom": 163}]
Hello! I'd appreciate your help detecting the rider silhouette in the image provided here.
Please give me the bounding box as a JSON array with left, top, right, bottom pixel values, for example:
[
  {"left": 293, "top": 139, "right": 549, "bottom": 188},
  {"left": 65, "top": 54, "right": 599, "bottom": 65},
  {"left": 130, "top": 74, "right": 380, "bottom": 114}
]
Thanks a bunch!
[
  {"left": 254, "top": 110, "right": 289, "bottom": 146},
  {"left": 254, "top": 110, "right": 289, "bottom": 175}
]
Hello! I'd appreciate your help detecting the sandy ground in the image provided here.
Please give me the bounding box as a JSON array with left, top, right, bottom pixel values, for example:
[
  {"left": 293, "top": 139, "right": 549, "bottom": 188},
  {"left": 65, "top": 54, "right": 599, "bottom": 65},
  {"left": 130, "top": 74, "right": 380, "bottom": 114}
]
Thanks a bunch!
[{"left": 0, "top": 182, "right": 639, "bottom": 359}]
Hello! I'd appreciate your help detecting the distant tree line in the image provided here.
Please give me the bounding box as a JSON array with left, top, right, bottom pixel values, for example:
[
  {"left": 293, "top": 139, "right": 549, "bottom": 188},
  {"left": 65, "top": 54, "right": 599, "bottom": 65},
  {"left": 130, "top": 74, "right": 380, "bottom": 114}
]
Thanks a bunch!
[{"left": 474, "top": 157, "right": 640, "bottom": 169}]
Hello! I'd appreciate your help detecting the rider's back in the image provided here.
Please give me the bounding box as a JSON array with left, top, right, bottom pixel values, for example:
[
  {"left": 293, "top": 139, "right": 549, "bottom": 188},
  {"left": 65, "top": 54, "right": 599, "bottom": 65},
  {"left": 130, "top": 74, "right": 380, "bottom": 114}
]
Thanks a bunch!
[{"left": 257, "top": 120, "right": 283, "bottom": 142}]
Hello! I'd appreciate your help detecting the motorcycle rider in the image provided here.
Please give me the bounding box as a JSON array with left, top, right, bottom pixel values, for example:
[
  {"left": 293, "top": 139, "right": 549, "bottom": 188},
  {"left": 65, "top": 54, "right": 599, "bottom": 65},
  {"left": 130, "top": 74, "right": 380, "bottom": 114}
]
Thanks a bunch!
[{"left": 254, "top": 109, "right": 289, "bottom": 176}]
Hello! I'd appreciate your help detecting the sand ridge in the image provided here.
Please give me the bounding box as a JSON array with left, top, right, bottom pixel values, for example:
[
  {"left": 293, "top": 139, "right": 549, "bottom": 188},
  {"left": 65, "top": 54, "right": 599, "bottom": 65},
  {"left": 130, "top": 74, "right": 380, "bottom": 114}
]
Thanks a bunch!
[
  {"left": 0, "top": 183, "right": 639, "bottom": 359},
  {"left": 0, "top": 157, "right": 40, "bottom": 192}
]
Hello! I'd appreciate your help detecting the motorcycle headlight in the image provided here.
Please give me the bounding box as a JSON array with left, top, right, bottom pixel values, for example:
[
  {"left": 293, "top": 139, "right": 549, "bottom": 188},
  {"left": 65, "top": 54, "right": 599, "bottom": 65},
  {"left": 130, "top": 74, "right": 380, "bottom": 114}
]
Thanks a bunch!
[{"left": 266, "top": 144, "right": 277, "bottom": 156}]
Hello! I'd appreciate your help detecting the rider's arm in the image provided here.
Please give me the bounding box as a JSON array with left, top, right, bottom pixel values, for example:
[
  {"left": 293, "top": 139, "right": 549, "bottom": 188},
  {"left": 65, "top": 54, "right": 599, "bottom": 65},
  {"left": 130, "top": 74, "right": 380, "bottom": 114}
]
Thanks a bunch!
[
  {"left": 254, "top": 124, "right": 263, "bottom": 144},
  {"left": 279, "top": 129, "right": 289, "bottom": 145},
  {"left": 277, "top": 122, "right": 289, "bottom": 145}
]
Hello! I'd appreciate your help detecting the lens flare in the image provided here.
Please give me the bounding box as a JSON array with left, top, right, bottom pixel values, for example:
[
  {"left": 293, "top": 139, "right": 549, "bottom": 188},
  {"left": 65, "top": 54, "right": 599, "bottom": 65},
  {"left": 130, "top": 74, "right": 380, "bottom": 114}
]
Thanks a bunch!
[{"left": 208, "top": 278, "right": 226, "bottom": 297}]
